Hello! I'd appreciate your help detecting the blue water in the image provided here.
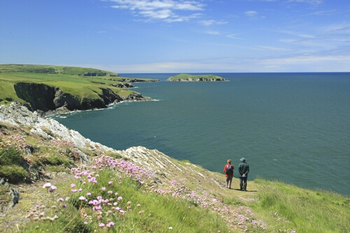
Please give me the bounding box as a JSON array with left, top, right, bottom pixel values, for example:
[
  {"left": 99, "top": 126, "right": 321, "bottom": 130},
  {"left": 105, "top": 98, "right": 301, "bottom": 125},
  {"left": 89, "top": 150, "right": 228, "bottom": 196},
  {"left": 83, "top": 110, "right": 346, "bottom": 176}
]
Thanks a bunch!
[{"left": 53, "top": 73, "right": 350, "bottom": 196}]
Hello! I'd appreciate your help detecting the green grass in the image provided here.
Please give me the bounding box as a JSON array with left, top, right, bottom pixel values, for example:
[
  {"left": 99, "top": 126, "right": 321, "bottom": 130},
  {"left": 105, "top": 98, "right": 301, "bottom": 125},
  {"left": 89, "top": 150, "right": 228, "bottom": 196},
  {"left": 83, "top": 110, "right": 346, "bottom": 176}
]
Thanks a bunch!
[
  {"left": 0, "top": 64, "right": 118, "bottom": 76},
  {"left": 0, "top": 64, "right": 154, "bottom": 107},
  {"left": 250, "top": 179, "right": 350, "bottom": 233},
  {"left": 19, "top": 169, "right": 232, "bottom": 233},
  {"left": 0, "top": 147, "right": 29, "bottom": 183}
]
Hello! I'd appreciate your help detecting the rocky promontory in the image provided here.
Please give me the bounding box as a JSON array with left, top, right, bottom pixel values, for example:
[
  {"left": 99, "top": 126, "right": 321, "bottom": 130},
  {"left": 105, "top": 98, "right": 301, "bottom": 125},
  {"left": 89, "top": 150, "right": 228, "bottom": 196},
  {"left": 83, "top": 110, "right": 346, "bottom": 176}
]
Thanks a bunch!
[
  {"left": 14, "top": 82, "right": 148, "bottom": 114},
  {"left": 0, "top": 64, "right": 158, "bottom": 115}
]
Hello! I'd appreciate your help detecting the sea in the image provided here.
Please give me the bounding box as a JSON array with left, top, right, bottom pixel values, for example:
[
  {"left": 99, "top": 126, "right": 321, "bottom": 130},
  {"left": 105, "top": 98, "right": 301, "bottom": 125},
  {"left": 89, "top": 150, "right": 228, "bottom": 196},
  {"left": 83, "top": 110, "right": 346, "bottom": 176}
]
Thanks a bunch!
[{"left": 52, "top": 73, "right": 350, "bottom": 197}]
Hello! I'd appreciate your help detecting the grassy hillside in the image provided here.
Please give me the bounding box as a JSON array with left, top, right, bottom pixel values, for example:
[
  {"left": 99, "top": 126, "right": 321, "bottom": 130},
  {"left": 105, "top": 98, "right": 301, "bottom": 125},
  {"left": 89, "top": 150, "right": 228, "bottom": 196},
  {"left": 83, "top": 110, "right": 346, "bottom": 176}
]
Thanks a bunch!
[
  {"left": 0, "top": 115, "right": 349, "bottom": 232},
  {"left": 0, "top": 64, "right": 118, "bottom": 76},
  {"left": 167, "top": 73, "right": 226, "bottom": 82},
  {"left": 0, "top": 64, "right": 155, "bottom": 108}
]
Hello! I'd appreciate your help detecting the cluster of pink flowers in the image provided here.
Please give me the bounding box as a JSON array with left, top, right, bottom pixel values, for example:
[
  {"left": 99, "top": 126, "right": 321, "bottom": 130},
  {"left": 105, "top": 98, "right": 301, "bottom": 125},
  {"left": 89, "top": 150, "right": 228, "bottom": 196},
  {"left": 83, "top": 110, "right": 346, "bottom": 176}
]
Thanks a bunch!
[
  {"left": 148, "top": 177, "right": 268, "bottom": 232},
  {"left": 23, "top": 151, "right": 271, "bottom": 232},
  {"left": 43, "top": 182, "right": 57, "bottom": 192},
  {"left": 2, "top": 134, "right": 32, "bottom": 152},
  {"left": 67, "top": 156, "right": 155, "bottom": 228}
]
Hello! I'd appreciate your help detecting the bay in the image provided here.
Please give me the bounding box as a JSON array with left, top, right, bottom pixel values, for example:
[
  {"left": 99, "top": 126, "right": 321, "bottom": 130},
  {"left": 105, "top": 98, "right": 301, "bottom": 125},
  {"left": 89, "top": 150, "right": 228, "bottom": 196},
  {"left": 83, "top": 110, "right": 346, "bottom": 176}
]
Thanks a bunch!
[{"left": 53, "top": 73, "right": 350, "bottom": 196}]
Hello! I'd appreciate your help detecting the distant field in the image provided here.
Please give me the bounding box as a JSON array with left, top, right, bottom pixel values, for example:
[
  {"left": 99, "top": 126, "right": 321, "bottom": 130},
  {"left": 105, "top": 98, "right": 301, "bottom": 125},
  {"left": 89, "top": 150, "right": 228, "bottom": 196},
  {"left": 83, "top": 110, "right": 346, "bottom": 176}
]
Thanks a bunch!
[{"left": 0, "top": 64, "right": 154, "bottom": 108}]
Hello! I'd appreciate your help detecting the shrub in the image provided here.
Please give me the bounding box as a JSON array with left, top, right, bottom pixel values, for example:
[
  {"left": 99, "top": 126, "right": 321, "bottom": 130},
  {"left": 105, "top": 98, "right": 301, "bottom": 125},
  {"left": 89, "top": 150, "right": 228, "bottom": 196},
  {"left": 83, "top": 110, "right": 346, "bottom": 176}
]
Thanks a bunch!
[
  {"left": 0, "top": 165, "right": 28, "bottom": 183},
  {"left": 0, "top": 146, "right": 23, "bottom": 165}
]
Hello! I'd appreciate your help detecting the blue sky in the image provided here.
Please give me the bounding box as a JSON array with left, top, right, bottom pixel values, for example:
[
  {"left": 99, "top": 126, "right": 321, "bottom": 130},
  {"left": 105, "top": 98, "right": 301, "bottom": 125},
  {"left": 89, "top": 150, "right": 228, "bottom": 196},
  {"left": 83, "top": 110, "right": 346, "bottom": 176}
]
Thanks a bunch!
[{"left": 1, "top": 0, "right": 350, "bottom": 73}]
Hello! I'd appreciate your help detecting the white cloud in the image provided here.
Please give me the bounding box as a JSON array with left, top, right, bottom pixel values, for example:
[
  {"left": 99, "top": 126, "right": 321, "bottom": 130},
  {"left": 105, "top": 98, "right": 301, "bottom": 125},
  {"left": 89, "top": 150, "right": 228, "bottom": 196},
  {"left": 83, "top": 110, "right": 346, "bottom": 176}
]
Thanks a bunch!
[
  {"left": 258, "top": 46, "right": 291, "bottom": 51},
  {"left": 227, "top": 34, "right": 243, "bottom": 40},
  {"left": 205, "top": 31, "right": 220, "bottom": 35},
  {"left": 280, "top": 30, "right": 315, "bottom": 38},
  {"left": 107, "top": 0, "right": 205, "bottom": 22},
  {"left": 287, "top": 0, "right": 323, "bottom": 5},
  {"left": 199, "top": 20, "right": 227, "bottom": 26},
  {"left": 77, "top": 53, "right": 350, "bottom": 73},
  {"left": 244, "top": 11, "right": 257, "bottom": 17}
]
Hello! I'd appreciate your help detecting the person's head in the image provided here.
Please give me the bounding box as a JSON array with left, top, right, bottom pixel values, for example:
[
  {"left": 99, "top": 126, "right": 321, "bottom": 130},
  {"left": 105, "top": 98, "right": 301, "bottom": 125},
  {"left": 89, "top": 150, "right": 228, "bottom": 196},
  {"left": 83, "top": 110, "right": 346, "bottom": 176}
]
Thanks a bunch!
[
  {"left": 240, "top": 157, "right": 246, "bottom": 162},
  {"left": 227, "top": 159, "right": 231, "bottom": 164}
]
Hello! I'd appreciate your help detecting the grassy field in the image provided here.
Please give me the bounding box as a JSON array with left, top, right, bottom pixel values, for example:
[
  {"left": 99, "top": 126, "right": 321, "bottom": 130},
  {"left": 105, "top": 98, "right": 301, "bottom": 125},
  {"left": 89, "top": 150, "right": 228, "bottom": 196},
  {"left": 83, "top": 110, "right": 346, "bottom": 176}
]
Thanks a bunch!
[
  {"left": 0, "top": 64, "right": 154, "bottom": 107},
  {"left": 0, "top": 119, "right": 349, "bottom": 232}
]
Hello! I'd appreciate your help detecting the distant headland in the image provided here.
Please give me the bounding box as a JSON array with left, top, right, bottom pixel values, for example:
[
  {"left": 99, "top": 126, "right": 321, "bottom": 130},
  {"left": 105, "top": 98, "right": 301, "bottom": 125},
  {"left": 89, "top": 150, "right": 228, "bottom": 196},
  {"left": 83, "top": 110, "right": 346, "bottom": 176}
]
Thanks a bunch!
[
  {"left": 167, "top": 73, "right": 226, "bottom": 82},
  {"left": 0, "top": 64, "right": 159, "bottom": 114}
]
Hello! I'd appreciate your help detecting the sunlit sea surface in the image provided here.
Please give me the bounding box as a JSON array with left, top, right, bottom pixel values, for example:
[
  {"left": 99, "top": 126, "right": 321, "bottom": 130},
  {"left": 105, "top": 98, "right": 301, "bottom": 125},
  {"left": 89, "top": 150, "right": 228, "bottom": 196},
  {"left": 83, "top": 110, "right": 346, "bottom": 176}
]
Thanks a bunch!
[{"left": 52, "top": 73, "right": 350, "bottom": 196}]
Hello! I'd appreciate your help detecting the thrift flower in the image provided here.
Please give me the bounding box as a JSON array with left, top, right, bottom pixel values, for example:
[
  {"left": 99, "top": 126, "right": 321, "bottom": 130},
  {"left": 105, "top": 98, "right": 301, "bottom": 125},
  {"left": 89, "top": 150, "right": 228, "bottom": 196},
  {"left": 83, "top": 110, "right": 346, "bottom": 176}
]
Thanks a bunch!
[
  {"left": 107, "top": 222, "right": 115, "bottom": 227},
  {"left": 43, "top": 183, "right": 51, "bottom": 189},
  {"left": 79, "top": 196, "right": 87, "bottom": 201},
  {"left": 48, "top": 185, "right": 57, "bottom": 192}
]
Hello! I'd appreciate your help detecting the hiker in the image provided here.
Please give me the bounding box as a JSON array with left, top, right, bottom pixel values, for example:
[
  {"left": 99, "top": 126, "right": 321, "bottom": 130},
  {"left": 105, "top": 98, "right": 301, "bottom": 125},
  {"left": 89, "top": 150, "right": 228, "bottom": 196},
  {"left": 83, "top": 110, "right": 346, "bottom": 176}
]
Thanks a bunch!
[
  {"left": 238, "top": 157, "right": 249, "bottom": 191},
  {"left": 223, "top": 159, "right": 234, "bottom": 189}
]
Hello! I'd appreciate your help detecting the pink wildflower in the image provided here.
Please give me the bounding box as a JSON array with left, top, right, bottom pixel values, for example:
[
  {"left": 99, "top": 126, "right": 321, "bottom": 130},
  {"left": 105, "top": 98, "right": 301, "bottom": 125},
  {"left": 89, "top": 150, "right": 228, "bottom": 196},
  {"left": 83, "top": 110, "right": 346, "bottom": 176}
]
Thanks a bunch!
[
  {"left": 43, "top": 183, "right": 51, "bottom": 189},
  {"left": 48, "top": 185, "right": 57, "bottom": 192}
]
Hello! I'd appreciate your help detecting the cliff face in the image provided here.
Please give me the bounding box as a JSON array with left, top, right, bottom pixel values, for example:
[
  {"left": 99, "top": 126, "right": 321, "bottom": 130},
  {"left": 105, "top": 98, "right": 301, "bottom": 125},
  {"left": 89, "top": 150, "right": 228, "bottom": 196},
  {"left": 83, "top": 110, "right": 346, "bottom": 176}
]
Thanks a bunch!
[
  {"left": 14, "top": 83, "right": 57, "bottom": 111},
  {"left": 13, "top": 82, "right": 145, "bottom": 113}
]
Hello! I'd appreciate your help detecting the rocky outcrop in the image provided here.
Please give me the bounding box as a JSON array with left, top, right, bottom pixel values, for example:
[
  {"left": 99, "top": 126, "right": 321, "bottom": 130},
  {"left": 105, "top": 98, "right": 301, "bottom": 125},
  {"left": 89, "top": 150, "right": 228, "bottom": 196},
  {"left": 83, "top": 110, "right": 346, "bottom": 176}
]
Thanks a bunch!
[
  {"left": 13, "top": 82, "right": 148, "bottom": 113},
  {"left": 0, "top": 102, "right": 116, "bottom": 153},
  {"left": 0, "top": 177, "right": 20, "bottom": 211},
  {"left": 14, "top": 83, "right": 57, "bottom": 111},
  {"left": 167, "top": 74, "right": 226, "bottom": 82},
  {"left": 53, "top": 89, "right": 81, "bottom": 111}
]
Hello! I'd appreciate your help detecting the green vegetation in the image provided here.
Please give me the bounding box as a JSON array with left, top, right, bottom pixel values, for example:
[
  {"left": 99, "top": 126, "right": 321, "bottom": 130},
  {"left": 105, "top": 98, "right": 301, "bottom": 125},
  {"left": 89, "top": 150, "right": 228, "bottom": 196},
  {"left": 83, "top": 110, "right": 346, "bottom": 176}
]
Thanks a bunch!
[
  {"left": 0, "top": 64, "right": 118, "bottom": 76},
  {"left": 252, "top": 179, "right": 350, "bottom": 233},
  {"left": 167, "top": 73, "right": 226, "bottom": 82},
  {"left": 0, "top": 64, "right": 155, "bottom": 109},
  {"left": 0, "top": 146, "right": 29, "bottom": 183},
  {"left": 20, "top": 169, "right": 232, "bottom": 233},
  {"left": 0, "top": 119, "right": 349, "bottom": 232}
]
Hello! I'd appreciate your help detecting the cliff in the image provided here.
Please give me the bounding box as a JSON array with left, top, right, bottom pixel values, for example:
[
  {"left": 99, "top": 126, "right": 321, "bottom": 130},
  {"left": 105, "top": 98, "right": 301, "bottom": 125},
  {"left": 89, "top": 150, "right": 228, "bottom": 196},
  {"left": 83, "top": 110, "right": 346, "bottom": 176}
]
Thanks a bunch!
[
  {"left": 13, "top": 82, "right": 146, "bottom": 114},
  {"left": 0, "top": 64, "right": 157, "bottom": 114}
]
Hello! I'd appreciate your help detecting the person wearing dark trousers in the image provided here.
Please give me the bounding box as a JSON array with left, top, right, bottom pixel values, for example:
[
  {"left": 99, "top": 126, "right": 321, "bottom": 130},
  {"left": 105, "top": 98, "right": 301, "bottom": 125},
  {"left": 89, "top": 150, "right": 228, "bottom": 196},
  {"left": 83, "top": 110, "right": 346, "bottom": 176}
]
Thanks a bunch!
[
  {"left": 238, "top": 157, "right": 249, "bottom": 191},
  {"left": 223, "top": 159, "right": 234, "bottom": 189}
]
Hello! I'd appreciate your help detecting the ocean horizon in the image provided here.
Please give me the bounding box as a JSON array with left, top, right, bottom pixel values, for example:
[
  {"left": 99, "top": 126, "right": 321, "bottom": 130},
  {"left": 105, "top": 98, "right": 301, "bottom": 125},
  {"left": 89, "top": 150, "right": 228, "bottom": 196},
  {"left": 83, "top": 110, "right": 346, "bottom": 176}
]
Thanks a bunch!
[{"left": 53, "top": 72, "right": 350, "bottom": 196}]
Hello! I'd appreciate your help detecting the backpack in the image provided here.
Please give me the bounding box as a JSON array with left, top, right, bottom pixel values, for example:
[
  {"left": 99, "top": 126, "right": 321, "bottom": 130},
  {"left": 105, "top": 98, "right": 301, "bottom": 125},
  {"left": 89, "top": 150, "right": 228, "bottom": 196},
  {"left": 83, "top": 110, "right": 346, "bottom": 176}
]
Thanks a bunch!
[{"left": 225, "top": 165, "right": 233, "bottom": 175}]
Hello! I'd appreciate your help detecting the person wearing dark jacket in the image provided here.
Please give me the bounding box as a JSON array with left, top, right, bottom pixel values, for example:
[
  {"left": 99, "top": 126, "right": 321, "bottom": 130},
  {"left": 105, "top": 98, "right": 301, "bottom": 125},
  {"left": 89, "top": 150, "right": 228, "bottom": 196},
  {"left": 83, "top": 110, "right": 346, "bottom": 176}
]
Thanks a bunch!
[
  {"left": 223, "top": 159, "right": 234, "bottom": 189},
  {"left": 238, "top": 157, "right": 249, "bottom": 191}
]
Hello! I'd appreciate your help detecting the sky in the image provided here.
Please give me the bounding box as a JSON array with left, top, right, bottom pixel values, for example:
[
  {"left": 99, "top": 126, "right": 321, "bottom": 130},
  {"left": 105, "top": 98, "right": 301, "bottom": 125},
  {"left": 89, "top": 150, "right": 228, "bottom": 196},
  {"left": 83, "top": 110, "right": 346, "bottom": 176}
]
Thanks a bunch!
[{"left": 1, "top": 0, "right": 350, "bottom": 73}]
